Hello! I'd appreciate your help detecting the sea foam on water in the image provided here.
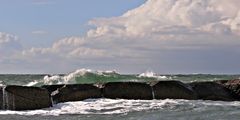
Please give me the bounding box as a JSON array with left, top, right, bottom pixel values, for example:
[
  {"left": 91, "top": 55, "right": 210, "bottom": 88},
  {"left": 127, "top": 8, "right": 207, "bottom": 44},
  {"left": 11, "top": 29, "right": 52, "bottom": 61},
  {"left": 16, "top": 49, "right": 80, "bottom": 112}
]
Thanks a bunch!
[
  {"left": 0, "top": 98, "right": 239, "bottom": 116},
  {"left": 138, "top": 71, "right": 168, "bottom": 79}
]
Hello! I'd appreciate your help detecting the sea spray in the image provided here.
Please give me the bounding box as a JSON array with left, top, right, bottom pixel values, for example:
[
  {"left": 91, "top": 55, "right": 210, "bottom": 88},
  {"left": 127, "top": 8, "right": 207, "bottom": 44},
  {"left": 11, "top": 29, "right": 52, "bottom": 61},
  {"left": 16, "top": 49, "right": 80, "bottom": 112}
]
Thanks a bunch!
[
  {"left": 2, "top": 86, "right": 8, "bottom": 110},
  {"left": 41, "top": 69, "right": 118, "bottom": 85},
  {"left": 138, "top": 71, "right": 168, "bottom": 80},
  {"left": 18, "top": 69, "right": 240, "bottom": 87},
  {"left": 151, "top": 86, "right": 155, "bottom": 99},
  {"left": 2, "top": 86, "right": 16, "bottom": 110},
  {"left": 50, "top": 97, "right": 54, "bottom": 106},
  {"left": 2, "top": 86, "right": 5, "bottom": 109},
  {"left": 138, "top": 71, "right": 156, "bottom": 78},
  {"left": 149, "top": 81, "right": 159, "bottom": 100},
  {"left": 33, "top": 69, "right": 161, "bottom": 86},
  {"left": 25, "top": 81, "right": 39, "bottom": 87}
]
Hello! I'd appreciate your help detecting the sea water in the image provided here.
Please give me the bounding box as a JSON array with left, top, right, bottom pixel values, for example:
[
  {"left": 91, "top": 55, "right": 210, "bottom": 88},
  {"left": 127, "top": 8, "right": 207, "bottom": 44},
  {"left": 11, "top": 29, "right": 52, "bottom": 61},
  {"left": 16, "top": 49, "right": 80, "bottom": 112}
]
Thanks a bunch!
[{"left": 0, "top": 69, "right": 240, "bottom": 120}]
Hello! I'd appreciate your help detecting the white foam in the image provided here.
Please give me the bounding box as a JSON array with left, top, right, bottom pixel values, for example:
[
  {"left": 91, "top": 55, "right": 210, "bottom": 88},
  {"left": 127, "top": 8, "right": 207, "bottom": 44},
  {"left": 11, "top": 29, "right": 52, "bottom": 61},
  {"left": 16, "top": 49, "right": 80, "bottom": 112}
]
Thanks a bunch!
[
  {"left": 63, "top": 68, "right": 92, "bottom": 82},
  {"left": 41, "top": 75, "right": 62, "bottom": 85},
  {"left": 138, "top": 71, "right": 167, "bottom": 80},
  {"left": 41, "top": 68, "right": 120, "bottom": 85},
  {"left": 0, "top": 98, "right": 240, "bottom": 116},
  {"left": 102, "top": 70, "right": 117, "bottom": 74},
  {"left": 24, "top": 81, "right": 39, "bottom": 86},
  {"left": 0, "top": 99, "right": 181, "bottom": 116},
  {"left": 42, "top": 69, "right": 95, "bottom": 85},
  {"left": 0, "top": 81, "right": 6, "bottom": 86},
  {"left": 25, "top": 68, "right": 168, "bottom": 86}
]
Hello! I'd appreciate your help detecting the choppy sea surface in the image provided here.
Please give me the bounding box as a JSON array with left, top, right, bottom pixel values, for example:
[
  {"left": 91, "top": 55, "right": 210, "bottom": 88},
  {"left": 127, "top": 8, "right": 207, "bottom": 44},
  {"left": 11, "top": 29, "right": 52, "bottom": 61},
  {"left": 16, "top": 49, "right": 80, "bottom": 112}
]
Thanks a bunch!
[{"left": 0, "top": 69, "right": 240, "bottom": 120}]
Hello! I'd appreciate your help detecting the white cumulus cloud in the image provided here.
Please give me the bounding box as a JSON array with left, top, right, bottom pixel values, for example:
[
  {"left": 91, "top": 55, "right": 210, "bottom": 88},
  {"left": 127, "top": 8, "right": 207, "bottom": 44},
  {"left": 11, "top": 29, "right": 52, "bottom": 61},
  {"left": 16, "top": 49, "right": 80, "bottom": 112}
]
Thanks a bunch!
[
  {"left": 9, "top": 0, "right": 240, "bottom": 73},
  {"left": 89, "top": 0, "right": 240, "bottom": 36},
  {"left": 0, "top": 32, "right": 18, "bottom": 44},
  {"left": 21, "top": 37, "right": 108, "bottom": 59}
]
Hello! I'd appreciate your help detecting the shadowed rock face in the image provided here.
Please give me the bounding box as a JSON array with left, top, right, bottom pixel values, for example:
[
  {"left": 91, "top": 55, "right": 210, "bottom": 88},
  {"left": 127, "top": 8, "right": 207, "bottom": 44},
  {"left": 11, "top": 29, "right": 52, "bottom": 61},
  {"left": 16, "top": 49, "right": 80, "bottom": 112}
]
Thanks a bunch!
[
  {"left": 1, "top": 86, "right": 52, "bottom": 110},
  {"left": 51, "top": 84, "right": 102, "bottom": 104},
  {"left": 152, "top": 81, "right": 197, "bottom": 100},
  {"left": 189, "top": 82, "right": 238, "bottom": 101},
  {"left": 103, "top": 82, "right": 153, "bottom": 100}
]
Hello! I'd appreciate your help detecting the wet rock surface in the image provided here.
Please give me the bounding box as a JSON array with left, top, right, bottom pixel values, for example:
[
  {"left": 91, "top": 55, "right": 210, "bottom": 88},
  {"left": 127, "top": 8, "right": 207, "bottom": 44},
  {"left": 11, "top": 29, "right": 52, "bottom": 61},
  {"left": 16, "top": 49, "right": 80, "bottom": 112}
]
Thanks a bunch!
[
  {"left": 152, "top": 81, "right": 197, "bottom": 100},
  {"left": 1, "top": 80, "right": 240, "bottom": 111},
  {"left": 1, "top": 86, "right": 52, "bottom": 110},
  {"left": 51, "top": 84, "right": 102, "bottom": 104},
  {"left": 103, "top": 82, "right": 153, "bottom": 100},
  {"left": 189, "top": 82, "right": 239, "bottom": 101}
]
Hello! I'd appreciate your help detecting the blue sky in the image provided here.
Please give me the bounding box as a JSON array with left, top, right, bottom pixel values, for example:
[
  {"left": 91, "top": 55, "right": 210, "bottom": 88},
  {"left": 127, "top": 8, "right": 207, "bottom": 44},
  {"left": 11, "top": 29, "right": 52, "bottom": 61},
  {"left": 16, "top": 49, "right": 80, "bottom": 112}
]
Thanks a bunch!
[
  {"left": 0, "top": 0, "right": 240, "bottom": 74},
  {"left": 0, "top": 0, "right": 145, "bottom": 47}
]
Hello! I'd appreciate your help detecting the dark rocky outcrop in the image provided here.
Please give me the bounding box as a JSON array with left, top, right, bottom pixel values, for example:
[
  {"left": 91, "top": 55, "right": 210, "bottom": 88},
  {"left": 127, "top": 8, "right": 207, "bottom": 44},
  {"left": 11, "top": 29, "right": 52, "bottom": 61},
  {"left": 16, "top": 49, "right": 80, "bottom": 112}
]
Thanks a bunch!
[
  {"left": 1, "top": 80, "right": 240, "bottom": 111},
  {"left": 1, "top": 86, "right": 52, "bottom": 110},
  {"left": 103, "top": 82, "right": 153, "bottom": 100},
  {"left": 50, "top": 84, "right": 102, "bottom": 104},
  {"left": 217, "top": 79, "right": 240, "bottom": 99},
  {"left": 189, "top": 82, "right": 238, "bottom": 101},
  {"left": 152, "top": 81, "right": 197, "bottom": 100}
]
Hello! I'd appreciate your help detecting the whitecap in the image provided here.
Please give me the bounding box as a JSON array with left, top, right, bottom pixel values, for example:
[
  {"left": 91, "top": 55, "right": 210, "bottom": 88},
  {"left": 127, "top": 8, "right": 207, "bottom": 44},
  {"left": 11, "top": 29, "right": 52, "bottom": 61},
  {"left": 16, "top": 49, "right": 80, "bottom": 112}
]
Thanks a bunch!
[
  {"left": 25, "top": 68, "right": 121, "bottom": 86},
  {"left": 138, "top": 71, "right": 168, "bottom": 80},
  {"left": 24, "top": 80, "right": 39, "bottom": 86}
]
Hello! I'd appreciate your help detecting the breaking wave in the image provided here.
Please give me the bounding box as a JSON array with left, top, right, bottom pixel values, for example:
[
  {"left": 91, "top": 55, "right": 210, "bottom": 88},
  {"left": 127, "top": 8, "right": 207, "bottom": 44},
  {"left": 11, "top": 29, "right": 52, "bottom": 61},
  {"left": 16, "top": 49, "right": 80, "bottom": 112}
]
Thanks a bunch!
[
  {"left": 25, "top": 69, "right": 169, "bottom": 86},
  {"left": 0, "top": 68, "right": 233, "bottom": 86},
  {"left": 138, "top": 70, "right": 168, "bottom": 79}
]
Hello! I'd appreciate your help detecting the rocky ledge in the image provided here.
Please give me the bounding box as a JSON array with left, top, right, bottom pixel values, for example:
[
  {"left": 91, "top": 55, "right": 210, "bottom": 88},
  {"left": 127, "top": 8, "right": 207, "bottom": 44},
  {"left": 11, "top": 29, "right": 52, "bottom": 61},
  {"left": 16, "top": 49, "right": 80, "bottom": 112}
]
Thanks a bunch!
[{"left": 0, "top": 79, "right": 240, "bottom": 110}]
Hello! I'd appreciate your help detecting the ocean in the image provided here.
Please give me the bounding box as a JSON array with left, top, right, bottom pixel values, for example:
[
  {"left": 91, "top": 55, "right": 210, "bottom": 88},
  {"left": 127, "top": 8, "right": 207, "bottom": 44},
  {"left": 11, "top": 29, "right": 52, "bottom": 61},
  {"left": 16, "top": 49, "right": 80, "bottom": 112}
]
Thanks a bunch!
[{"left": 0, "top": 69, "right": 240, "bottom": 120}]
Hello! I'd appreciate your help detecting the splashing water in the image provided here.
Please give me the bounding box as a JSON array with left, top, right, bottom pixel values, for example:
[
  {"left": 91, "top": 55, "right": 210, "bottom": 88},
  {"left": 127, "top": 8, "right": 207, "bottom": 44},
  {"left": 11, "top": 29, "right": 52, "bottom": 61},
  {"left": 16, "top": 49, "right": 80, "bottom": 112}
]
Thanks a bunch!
[
  {"left": 138, "top": 71, "right": 168, "bottom": 80},
  {"left": 41, "top": 69, "right": 121, "bottom": 85},
  {"left": 0, "top": 99, "right": 186, "bottom": 116},
  {"left": 25, "top": 69, "right": 164, "bottom": 86},
  {"left": 0, "top": 68, "right": 238, "bottom": 86},
  {"left": 2, "top": 86, "right": 8, "bottom": 110},
  {"left": 0, "top": 98, "right": 240, "bottom": 117}
]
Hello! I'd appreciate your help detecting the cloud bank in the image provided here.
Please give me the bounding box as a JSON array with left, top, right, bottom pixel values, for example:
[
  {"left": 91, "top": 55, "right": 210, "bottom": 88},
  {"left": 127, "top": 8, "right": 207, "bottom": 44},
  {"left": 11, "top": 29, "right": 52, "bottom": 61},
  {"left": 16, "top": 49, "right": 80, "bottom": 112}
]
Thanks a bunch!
[{"left": 3, "top": 0, "right": 240, "bottom": 73}]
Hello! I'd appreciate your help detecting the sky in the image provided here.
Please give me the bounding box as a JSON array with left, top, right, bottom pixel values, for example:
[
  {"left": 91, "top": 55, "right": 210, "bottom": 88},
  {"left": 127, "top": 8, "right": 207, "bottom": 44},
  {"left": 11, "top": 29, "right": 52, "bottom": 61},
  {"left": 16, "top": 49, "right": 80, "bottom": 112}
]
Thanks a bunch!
[{"left": 0, "top": 0, "right": 240, "bottom": 74}]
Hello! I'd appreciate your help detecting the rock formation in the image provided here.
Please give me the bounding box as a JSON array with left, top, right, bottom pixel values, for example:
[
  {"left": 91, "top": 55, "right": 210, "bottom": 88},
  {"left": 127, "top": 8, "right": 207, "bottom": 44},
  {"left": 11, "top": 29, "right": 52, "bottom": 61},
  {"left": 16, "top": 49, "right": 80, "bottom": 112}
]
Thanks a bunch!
[
  {"left": 0, "top": 79, "right": 240, "bottom": 111},
  {"left": 47, "top": 84, "right": 102, "bottom": 104},
  {"left": 0, "top": 86, "right": 52, "bottom": 110},
  {"left": 103, "top": 82, "right": 153, "bottom": 100},
  {"left": 189, "top": 82, "right": 239, "bottom": 101},
  {"left": 152, "top": 81, "right": 197, "bottom": 100},
  {"left": 216, "top": 79, "right": 240, "bottom": 99}
]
